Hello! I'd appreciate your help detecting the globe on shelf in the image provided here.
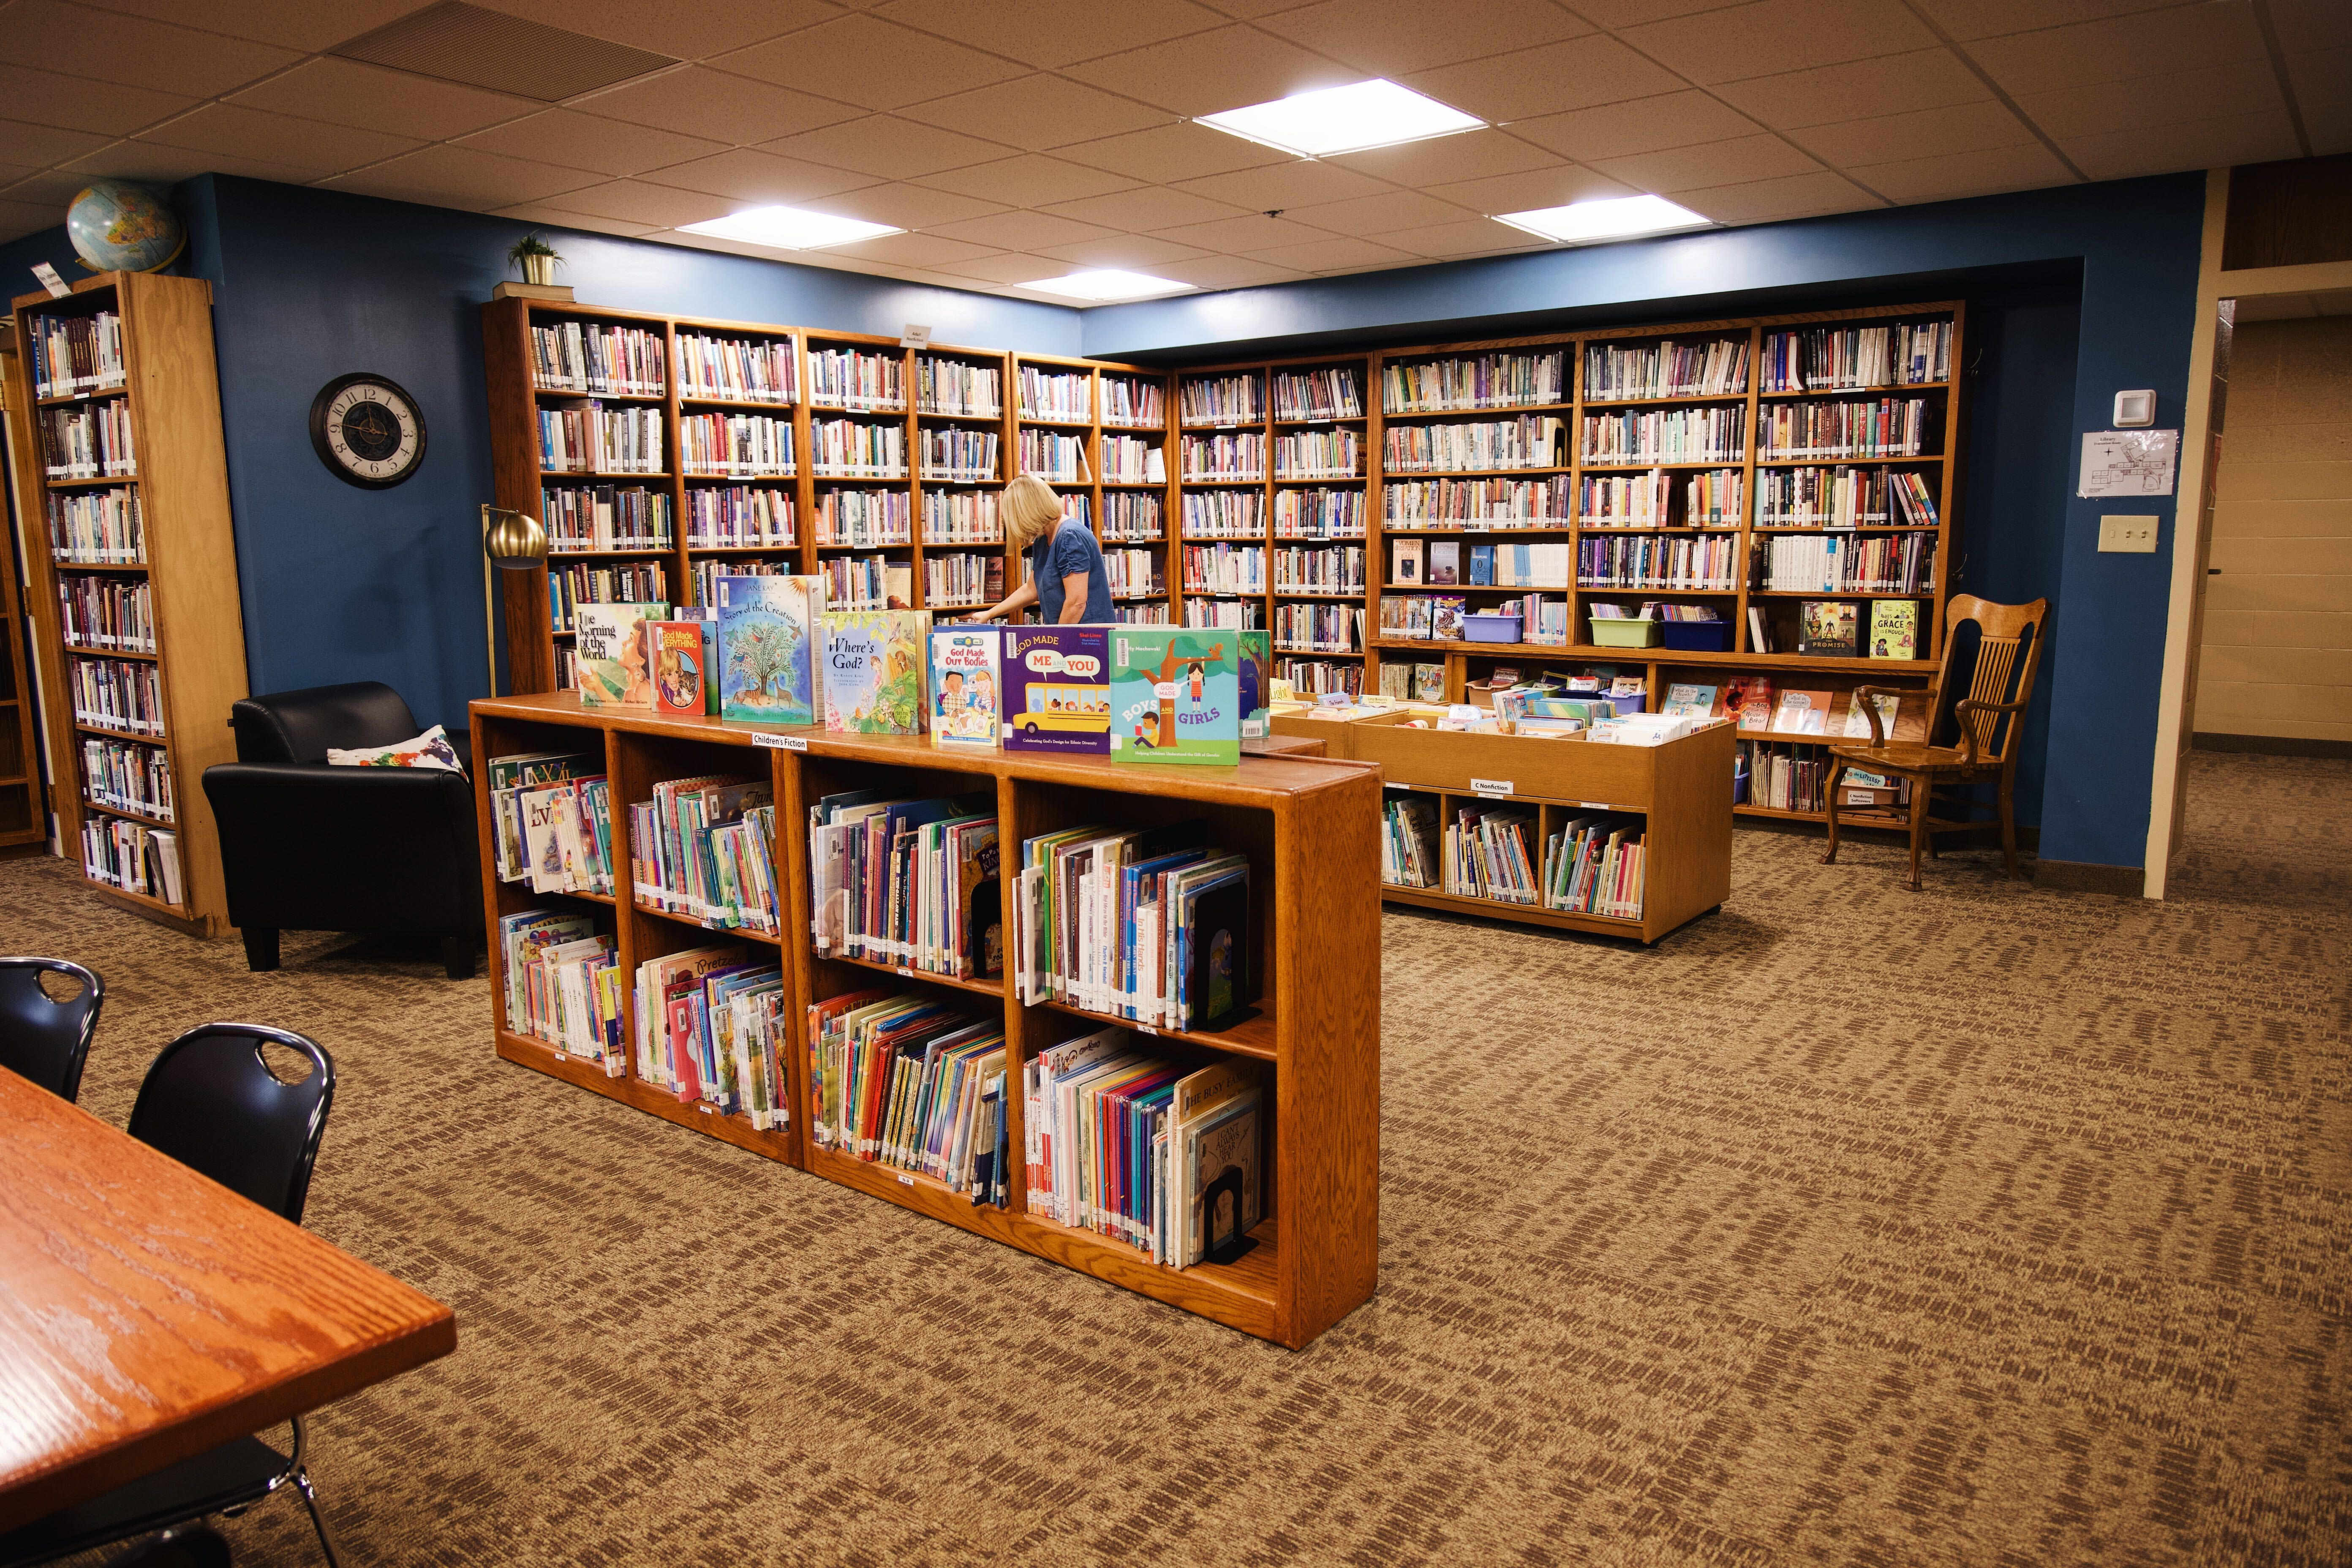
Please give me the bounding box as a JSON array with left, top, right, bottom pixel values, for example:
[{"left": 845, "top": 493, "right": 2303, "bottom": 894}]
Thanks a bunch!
[{"left": 65, "top": 180, "right": 185, "bottom": 274}]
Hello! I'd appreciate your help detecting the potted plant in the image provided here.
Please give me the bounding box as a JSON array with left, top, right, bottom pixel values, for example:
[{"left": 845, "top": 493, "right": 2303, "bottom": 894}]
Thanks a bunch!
[{"left": 507, "top": 233, "right": 561, "bottom": 286}]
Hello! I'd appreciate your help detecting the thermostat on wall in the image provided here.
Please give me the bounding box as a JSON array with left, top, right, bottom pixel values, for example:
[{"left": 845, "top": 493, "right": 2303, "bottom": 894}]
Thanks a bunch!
[{"left": 2113, "top": 389, "right": 2156, "bottom": 427}]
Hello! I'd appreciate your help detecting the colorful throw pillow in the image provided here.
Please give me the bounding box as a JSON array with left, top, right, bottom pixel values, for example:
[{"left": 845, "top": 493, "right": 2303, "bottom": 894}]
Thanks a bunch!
[{"left": 325, "top": 724, "right": 464, "bottom": 773}]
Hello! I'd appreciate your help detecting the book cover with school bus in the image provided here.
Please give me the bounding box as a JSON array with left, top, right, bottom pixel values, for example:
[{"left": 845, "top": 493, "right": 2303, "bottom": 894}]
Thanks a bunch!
[
  {"left": 1000, "top": 626, "right": 1108, "bottom": 753},
  {"left": 1108, "top": 628, "right": 1240, "bottom": 766}
]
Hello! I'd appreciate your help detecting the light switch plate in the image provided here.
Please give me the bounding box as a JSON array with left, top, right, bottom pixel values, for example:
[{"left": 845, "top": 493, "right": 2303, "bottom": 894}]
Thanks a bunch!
[{"left": 2099, "top": 514, "right": 2159, "bottom": 553}]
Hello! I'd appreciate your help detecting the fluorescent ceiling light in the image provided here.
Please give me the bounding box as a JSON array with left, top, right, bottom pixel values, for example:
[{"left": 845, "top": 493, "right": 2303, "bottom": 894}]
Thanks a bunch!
[
  {"left": 1195, "top": 79, "right": 1482, "bottom": 158},
  {"left": 678, "top": 205, "right": 901, "bottom": 250},
  {"left": 1494, "top": 195, "right": 1711, "bottom": 246},
  {"left": 1019, "top": 269, "right": 1196, "bottom": 302}
]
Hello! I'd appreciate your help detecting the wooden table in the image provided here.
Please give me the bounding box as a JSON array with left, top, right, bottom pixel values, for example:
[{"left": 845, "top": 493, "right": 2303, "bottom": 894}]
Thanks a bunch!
[{"left": 0, "top": 1071, "right": 456, "bottom": 1530}]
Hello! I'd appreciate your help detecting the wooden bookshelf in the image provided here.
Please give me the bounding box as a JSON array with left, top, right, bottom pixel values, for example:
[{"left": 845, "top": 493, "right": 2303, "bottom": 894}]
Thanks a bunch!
[
  {"left": 6, "top": 272, "right": 247, "bottom": 934},
  {"left": 0, "top": 325, "right": 52, "bottom": 849},
  {"left": 470, "top": 690, "right": 1380, "bottom": 1348}
]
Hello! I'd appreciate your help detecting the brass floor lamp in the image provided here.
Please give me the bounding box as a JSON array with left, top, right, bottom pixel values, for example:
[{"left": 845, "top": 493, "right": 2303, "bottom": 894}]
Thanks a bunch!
[{"left": 482, "top": 504, "right": 549, "bottom": 697}]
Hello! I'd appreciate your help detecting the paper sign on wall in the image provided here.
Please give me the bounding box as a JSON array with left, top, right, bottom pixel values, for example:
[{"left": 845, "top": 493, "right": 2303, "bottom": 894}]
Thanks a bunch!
[
  {"left": 30, "top": 262, "right": 68, "bottom": 299},
  {"left": 2078, "top": 429, "right": 2179, "bottom": 497}
]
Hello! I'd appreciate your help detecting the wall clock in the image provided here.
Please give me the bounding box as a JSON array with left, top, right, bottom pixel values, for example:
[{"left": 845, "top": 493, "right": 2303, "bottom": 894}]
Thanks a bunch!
[{"left": 309, "top": 373, "right": 426, "bottom": 488}]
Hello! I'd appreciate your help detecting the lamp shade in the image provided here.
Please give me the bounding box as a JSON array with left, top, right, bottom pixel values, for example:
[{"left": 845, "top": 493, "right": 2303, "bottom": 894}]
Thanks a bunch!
[{"left": 482, "top": 504, "right": 548, "bottom": 570}]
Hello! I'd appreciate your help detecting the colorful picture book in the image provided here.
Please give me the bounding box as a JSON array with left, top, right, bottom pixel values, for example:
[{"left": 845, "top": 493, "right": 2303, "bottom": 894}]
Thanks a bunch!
[
  {"left": 487, "top": 750, "right": 601, "bottom": 882},
  {"left": 1842, "top": 689, "right": 1903, "bottom": 741},
  {"left": 1799, "top": 599, "right": 1859, "bottom": 658},
  {"left": 648, "top": 621, "right": 707, "bottom": 717},
  {"left": 1237, "top": 628, "right": 1271, "bottom": 737},
  {"left": 928, "top": 626, "right": 1002, "bottom": 747},
  {"left": 1391, "top": 538, "right": 1422, "bottom": 583},
  {"left": 1869, "top": 599, "right": 1919, "bottom": 660},
  {"left": 823, "top": 610, "right": 932, "bottom": 734},
  {"left": 1661, "top": 682, "right": 1718, "bottom": 719},
  {"left": 717, "top": 574, "right": 820, "bottom": 724},
  {"left": 1426, "top": 540, "right": 1460, "bottom": 586},
  {"left": 573, "top": 602, "right": 664, "bottom": 706},
  {"left": 1001, "top": 625, "right": 1109, "bottom": 753},
  {"left": 1772, "top": 688, "right": 1834, "bottom": 735},
  {"left": 1109, "top": 627, "right": 1240, "bottom": 766}
]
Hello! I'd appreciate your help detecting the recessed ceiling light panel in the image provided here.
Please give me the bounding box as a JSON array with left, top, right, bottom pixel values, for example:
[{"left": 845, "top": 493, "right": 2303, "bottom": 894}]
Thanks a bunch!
[
  {"left": 1018, "top": 269, "right": 1197, "bottom": 303},
  {"left": 1195, "top": 79, "right": 1483, "bottom": 159},
  {"left": 678, "top": 205, "right": 901, "bottom": 250},
  {"left": 1493, "top": 195, "right": 1712, "bottom": 246}
]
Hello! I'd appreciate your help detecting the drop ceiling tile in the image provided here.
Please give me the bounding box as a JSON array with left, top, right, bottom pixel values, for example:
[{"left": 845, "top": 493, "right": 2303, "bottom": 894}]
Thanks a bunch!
[
  {"left": 910, "top": 154, "right": 1140, "bottom": 207},
  {"left": 1402, "top": 36, "right": 1688, "bottom": 123},
  {"left": 572, "top": 67, "right": 862, "bottom": 145},
  {"left": 923, "top": 209, "right": 1123, "bottom": 251},
  {"left": 1509, "top": 92, "right": 1767, "bottom": 163},
  {"left": 1174, "top": 160, "right": 1392, "bottom": 212},
  {"left": 73, "top": 0, "right": 437, "bottom": 52},
  {"left": 457, "top": 109, "right": 730, "bottom": 177},
  {"left": 1276, "top": 189, "right": 1476, "bottom": 236},
  {"left": 4, "top": 169, "right": 102, "bottom": 205},
  {"left": 320, "top": 144, "right": 603, "bottom": 208},
  {"left": 2289, "top": 46, "right": 2352, "bottom": 112},
  {"left": 1253, "top": 0, "right": 1590, "bottom": 77},
  {"left": 1601, "top": 133, "right": 1825, "bottom": 193},
  {"left": 2010, "top": 59, "right": 2282, "bottom": 141},
  {"left": 489, "top": 201, "right": 664, "bottom": 237},
  {"left": 139, "top": 105, "right": 426, "bottom": 177},
  {"left": 1364, "top": 216, "right": 1549, "bottom": 257},
  {"left": 1786, "top": 100, "right": 2036, "bottom": 168},
  {"left": 0, "top": 199, "right": 58, "bottom": 242},
  {"left": 871, "top": 0, "right": 1228, "bottom": 70},
  {"left": 900, "top": 73, "right": 1175, "bottom": 152},
  {"left": 0, "top": 163, "right": 41, "bottom": 189},
  {"left": 1244, "top": 234, "right": 1420, "bottom": 271},
  {"left": 1145, "top": 211, "right": 1332, "bottom": 250},
  {"left": 0, "top": 119, "right": 114, "bottom": 167},
  {"left": 641, "top": 148, "right": 879, "bottom": 204},
  {"left": 819, "top": 230, "right": 1006, "bottom": 267},
  {"left": 227, "top": 58, "right": 539, "bottom": 140},
  {"left": 928, "top": 250, "right": 1073, "bottom": 284},
  {"left": 59, "top": 141, "right": 323, "bottom": 187},
  {"left": 2304, "top": 101, "right": 2352, "bottom": 158},
  {"left": 1142, "top": 254, "right": 1308, "bottom": 289},
  {"left": 1841, "top": 140, "right": 2075, "bottom": 202},
  {"left": 1571, "top": 0, "right": 1750, "bottom": 22},
  {"left": 1029, "top": 233, "right": 1214, "bottom": 267},
  {"left": 1323, "top": 128, "right": 1565, "bottom": 186},
  {"left": 803, "top": 180, "right": 1011, "bottom": 229},
  {"left": 761, "top": 115, "right": 1014, "bottom": 180},
  {"left": 0, "top": 65, "right": 196, "bottom": 137},
  {"left": 538, "top": 178, "right": 740, "bottom": 227},
  {"left": 1421, "top": 164, "right": 1639, "bottom": 214},
  {"left": 1050, "top": 120, "right": 1286, "bottom": 182},
  {"left": 1669, "top": 169, "right": 1881, "bottom": 222},
  {"left": 2268, "top": 0, "right": 2352, "bottom": 52},
  {"left": 1078, "top": 25, "right": 1358, "bottom": 116},
  {"left": 1910, "top": 0, "right": 2208, "bottom": 43},
  {"left": 1965, "top": 5, "right": 2266, "bottom": 98},
  {"left": 716, "top": 14, "right": 1026, "bottom": 112},
  {"left": 474, "top": 0, "right": 839, "bottom": 57},
  {"left": 1037, "top": 185, "right": 1251, "bottom": 231},
  {"left": 1622, "top": 0, "right": 1936, "bottom": 85},
  {"left": 0, "top": 1, "right": 302, "bottom": 98},
  {"left": 2058, "top": 108, "right": 2303, "bottom": 181},
  {"left": 1713, "top": 49, "right": 1990, "bottom": 130}
]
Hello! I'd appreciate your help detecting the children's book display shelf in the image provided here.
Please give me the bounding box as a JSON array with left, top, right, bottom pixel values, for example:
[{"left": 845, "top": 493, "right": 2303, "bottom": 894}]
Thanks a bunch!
[{"left": 469, "top": 690, "right": 1380, "bottom": 1350}]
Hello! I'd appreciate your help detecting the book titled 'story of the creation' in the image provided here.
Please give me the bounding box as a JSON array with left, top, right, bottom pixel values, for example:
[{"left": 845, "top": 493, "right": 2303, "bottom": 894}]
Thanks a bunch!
[
  {"left": 928, "top": 625, "right": 1001, "bottom": 747},
  {"left": 717, "top": 575, "right": 820, "bottom": 724},
  {"left": 822, "top": 610, "right": 931, "bottom": 733},
  {"left": 1000, "top": 626, "right": 1108, "bottom": 753},
  {"left": 1109, "top": 627, "right": 1240, "bottom": 765},
  {"left": 573, "top": 602, "right": 665, "bottom": 706}
]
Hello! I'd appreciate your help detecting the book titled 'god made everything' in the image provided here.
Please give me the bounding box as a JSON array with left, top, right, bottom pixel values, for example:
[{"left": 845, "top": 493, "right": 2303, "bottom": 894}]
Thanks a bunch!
[{"left": 1108, "top": 628, "right": 1240, "bottom": 765}]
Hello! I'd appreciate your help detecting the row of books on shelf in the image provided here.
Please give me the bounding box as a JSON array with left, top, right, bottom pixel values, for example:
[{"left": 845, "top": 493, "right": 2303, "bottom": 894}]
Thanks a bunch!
[
  {"left": 1757, "top": 466, "right": 1938, "bottom": 528},
  {"left": 810, "top": 418, "right": 904, "bottom": 476},
  {"left": 1577, "top": 534, "right": 1739, "bottom": 590},
  {"left": 809, "top": 348, "right": 903, "bottom": 411},
  {"left": 811, "top": 990, "right": 1004, "bottom": 1200},
  {"left": 1380, "top": 797, "right": 1646, "bottom": 918},
  {"left": 1101, "top": 435, "right": 1165, "bottom": 483},
  {"left": 1101, "top": 549, "right": 1160, "bottom": 599},
  {"left": 1382, "top": 351, "right": 1562, "bottom": 413},
  {"left": 634, "top": 779, "right": 778, "bottom": 933},
  {"left": 926, "top": 551, "right": 1006, "bottom": 607},
  {"left": 84, "top": 817, "right": 179, "bottom": 905},
  {"left": 1273, "top": 544, "right": 1365, "bottom": 593},
  {"left": 24, "top": 310, "right": 125, "bottom": 398},
  {"left": 1018, "top": 367, "right": 1091, "bottom": 422},
  {"left": 1385, "top": 416, "right": 1563, "bottom": 473},
  {"left": 678, "top": 333, "right": 797, "bottom": 404},
  {"left": 57, "top": 574, "right": 154, "bottom": 652},
  {"left": 69, "top": 654, "right": 164, "bottom": 736},
  {"left": 1579, "top": 469, "right": 1742, "bottom": 528},
  {"left": 544, "top": 484, "right": 673, "bottom": 552},
  {"left": 38, "top": 403, "right": 136, "bottom": 479},
  {"left": 916, "top": 357, "right": 1000, "bottom": 417},
  {"left": 540, "top": 404, "right": 661, "bottom": 474},
  {"left": 1755, "top": 533, "right": 1936, "bottom": 593},
  {"left": 810, "top": 788, "right": 1001, "bottom": 977},
  {"left": 1672, "top": 674, "right": 1915, "bottom": 740},
  {"left": 552, "top": 561, "right": 668, "bottom": 632},
  {"left": 531, "top": 322, "right": 664, "bottom": 398},
  {"left": 1583, "top": 339, "right": 1748, "bottom": 400},
  {"left": 1385, "top": 477, "right": 1570, "bottom": 527},
  {"left": 45, "top": 487, "right": 143, "bottom": 564},
  {"left": 1580, "top": 408, "right": 1742, "bottom": 466},
  {"left": 681, "top": 413, "right": 793, "bottom": 476},
  {"left": 1756, "top": 398, "right": 1928, "bottom": 460},
  {"left": 83, "top": 737, "right": 173, "bottom": 822},
  {"left": 922, "top": 427, "right": 998, "bottom": 478},
  {"left": 1102, "top": 376, "right": 1163, "bottom": 427},
  {"left": 1393, "top": 538, "right": 1579, "bottom": 588},
  {"left": 1762, "top": 322, "right": 1951, "bottom": 392}
]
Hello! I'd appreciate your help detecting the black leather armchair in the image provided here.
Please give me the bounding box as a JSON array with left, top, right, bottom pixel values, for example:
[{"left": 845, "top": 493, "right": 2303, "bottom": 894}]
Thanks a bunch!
[{"left": 201, "top": 682, "right": 481, "bottom": 978}]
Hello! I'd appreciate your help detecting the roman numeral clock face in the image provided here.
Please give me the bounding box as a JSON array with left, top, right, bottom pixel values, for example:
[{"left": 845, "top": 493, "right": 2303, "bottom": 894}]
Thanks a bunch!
[{"left": 308, "top": 373, "right": 426, "bottom": 488}]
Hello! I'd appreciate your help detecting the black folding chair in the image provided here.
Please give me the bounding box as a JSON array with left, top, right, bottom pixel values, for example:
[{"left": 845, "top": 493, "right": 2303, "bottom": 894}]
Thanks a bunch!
[
  {"left": 0, "top": 1025, "right": 344, "bottom": 1568},
  {"left": 0, "top": 957, "right": 103, "bottom": 1102}
]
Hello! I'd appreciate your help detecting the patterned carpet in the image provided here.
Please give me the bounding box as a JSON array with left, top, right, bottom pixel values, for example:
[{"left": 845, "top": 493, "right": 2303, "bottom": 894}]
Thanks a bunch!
[{"left": 13, "top": 751, "right": 2347, "bottom": 1568}]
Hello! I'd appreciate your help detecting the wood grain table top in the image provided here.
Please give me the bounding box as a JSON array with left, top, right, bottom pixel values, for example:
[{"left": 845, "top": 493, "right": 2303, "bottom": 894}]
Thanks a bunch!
[{"left": 0, "top": 1070, "right": 456, "bottom": 1530}]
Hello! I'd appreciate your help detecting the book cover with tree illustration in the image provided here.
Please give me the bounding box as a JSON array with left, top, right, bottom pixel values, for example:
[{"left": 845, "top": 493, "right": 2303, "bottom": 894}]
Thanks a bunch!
[
  {"left": 1108, "top": 627, "right": 1239, "bottom": 765},
  {"left": 823, "top": 610, "right": 931, "bottom": 733},
  {"left": 717, "top": 576, "right": 821, "bottom": 724}
]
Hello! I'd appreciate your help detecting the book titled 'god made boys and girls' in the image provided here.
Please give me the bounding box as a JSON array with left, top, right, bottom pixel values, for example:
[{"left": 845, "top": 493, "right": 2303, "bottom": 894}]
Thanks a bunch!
[{"left": 569, "top": 581, "right": 1271, "bottom": 765}]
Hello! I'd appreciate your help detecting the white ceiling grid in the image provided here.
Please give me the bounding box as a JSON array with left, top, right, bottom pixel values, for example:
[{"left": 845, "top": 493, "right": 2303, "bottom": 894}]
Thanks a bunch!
[{"left": 0, "top": 0, "right": 2334, "bottom": 300}]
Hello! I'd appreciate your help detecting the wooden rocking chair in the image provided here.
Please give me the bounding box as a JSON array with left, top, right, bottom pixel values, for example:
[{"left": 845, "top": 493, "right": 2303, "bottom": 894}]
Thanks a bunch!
[{"left": 1822, "top": 594, "right": 2049, "bottom": 891}]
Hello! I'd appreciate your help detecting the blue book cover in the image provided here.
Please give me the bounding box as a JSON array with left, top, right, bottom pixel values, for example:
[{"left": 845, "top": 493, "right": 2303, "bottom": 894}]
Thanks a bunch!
[
  {"left": 1469, "top": 545, "right": 1495, "bottom": 586},
  {"left": 717, "top": 576, "right": 820, "bottom": 724}
]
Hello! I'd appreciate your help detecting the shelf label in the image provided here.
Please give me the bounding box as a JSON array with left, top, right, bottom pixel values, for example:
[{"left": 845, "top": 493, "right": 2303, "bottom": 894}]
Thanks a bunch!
[
  {"left": 1471, "top": 777, "right": 1514, "bottom": 798},
  {"left": 30, "top": 261, "right": 68, "bottom": 299},
  {"left": 1138, "top": 1022, "right": 1159, "bottom": 1035},
  {"left": 897, "top": 1173, "right": 915, "bottom": 1186},
  {"left": 897, "top": 966, "right": 913, "bottom": 977},
  {"left": 1579, "top": 800, "right": 1614, "bottom": 810},
  {"left": 698, "top": 1104, "right": 714, "bottom": 1114},
  {"left": 753, "top": 732, "right": 809, "bottom": 751}
]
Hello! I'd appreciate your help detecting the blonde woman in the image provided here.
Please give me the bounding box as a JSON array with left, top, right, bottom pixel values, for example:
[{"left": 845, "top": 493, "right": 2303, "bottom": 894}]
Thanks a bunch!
[{"left": 972, "top": 473, "right": 1115, "bottom": 625}]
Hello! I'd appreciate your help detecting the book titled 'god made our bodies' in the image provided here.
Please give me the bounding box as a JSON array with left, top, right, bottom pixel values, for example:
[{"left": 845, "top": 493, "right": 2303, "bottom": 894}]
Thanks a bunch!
[{"left": 1108, "top": 628, "right": 1240, "bottom": 765}]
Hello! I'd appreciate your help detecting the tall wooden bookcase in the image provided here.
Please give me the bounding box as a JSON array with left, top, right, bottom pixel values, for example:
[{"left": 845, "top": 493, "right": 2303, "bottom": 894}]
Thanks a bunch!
[
  {"left": 6, "top": 272, "right": 247, "bottom": 935},
  {"left": 0, "top": 324, "right": 52, "bottom": 849},
  {"left": 470, "top": 691, "right": 1380, "bottom": 1349}
]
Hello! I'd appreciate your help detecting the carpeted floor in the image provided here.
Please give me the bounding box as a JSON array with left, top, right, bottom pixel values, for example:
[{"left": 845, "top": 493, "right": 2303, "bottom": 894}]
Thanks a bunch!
[{"left": 11, "top": 751, "right": 2348, "bottom": 1567}]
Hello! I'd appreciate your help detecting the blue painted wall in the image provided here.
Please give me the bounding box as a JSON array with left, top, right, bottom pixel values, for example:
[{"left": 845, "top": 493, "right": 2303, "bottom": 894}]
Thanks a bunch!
[{"left": 1086, "top": 177, "right": 2205, "bottom": 873}]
